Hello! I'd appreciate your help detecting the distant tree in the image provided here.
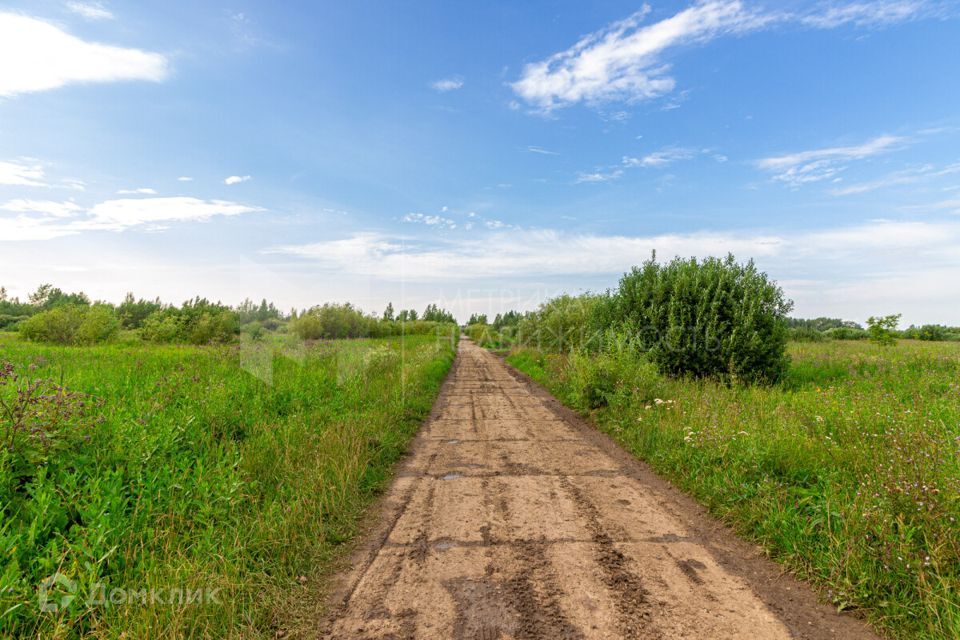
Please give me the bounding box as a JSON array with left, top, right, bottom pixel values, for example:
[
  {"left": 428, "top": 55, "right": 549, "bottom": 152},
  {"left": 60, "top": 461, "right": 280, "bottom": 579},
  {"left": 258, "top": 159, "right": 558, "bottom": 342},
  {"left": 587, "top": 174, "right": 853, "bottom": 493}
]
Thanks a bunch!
[
  {"left": 383, "top": 302, "right": 395, "bottom": 322},
  {"left": 397, "top": 309, "right": 418, "bottom": 322},
  {"left": 28, "top": 284, "right": 90, "bottom": 309},
  {"left": 422, "top": 303, "right": 455, "bottom": 323},
  {"left": 117, "top": 293, "right": 163, "bottom": 329},
  {"left": 493, "top": 310, "right": 522, "bottom": 329},
  {"left": 467, "top": 313, "right": 488, "bottom": 325},
  {"left": 866, "top": 314, "right": 901, "bottom": 346}
]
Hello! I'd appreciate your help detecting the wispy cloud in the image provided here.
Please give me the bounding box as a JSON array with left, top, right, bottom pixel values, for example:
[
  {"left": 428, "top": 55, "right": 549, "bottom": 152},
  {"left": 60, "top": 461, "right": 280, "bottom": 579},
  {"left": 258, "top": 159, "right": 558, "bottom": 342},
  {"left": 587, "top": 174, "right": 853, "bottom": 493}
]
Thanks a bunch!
[
  {"left": 264, "top": 219, "right": 960, "bottom": 281},
  {"left": 177, "top": 176, "right": 193, "bottom": 182},
  {"left": 527, "top": 145, "right": 559, "bottom": 155},
  {"left": 511, "top": 1, "right": 931, "bottom": 111},
  {"left": 0, "top": 159, "right": 47, "bottom": 187},
  {"left": 403, "top": 212, "right": 456, "bottom": 229},
  {"left": 575, "top": 169, "right": 624, "bottom": 183},
  {"left": 66, "top": 1, "right": 114, "bottom": 21},
  {"left": 431, "top": 76, "right": 464, "bottom": 92},
  {"left": 224, "top": 175, "right": 251, "bottom": 185},
  {"left": 0, "top": 12, "right": 168, "bottom": 97},
  {"left": 829, "top": 162, "right": 960, "bottom": 195},
  {"left": 623, "top": 147, "right": 697, "bottom": 168},
  {"left": 116, "top": 187, "right": 157, "bottom": 195},
  {"left": 0, "top": 196, "right": 261, "bottom": 241},
  {"left": 0, "top": 199, "right": 82, "bottom": 218},
  {"left": 756, "top": 134, "right": 905, "bottom": 187}
]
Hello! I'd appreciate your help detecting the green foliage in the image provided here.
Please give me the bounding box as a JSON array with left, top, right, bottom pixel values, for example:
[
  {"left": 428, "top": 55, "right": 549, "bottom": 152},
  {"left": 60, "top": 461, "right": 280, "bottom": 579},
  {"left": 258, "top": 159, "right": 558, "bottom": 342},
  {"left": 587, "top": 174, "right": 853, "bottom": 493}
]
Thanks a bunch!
[
  {"left": 466, "top": 313, "right": 488, "bottom": 325},
  {"left": 866, "top": 314, "right": 901, "bottom": 346},
  {"left": 0, "top": 333, "right": 455, "bottom": 637},
  {"left": 116, "top": 293, "right": 163, "bottom": 329},
  {"left": 493, "top": 310, "right": 522, "bottom": 330},
  {"left": 28, "top": 283, "right": 90, "bottom": 309},
  {"left": 610, "top": 254, "right": 792, "bottom": 383},
  {"left": 18, "top": 304, "right": 120, "bottom": 345},
  {"left": 823, "top": 326, "right": 867, "bottom": 340},
  {"left": 508, "top": 339, "right": 960, "bottom": 638},
  {"left": 788, "top": 327, "right": 826, "bottom": 342},
  {"left": 787, "top": 317, "right": 861, "bottom": 331},
  {"left": 516, "top": 294, "right": 603, "bottom": 352},
  {"left": 235, "top": 298, "right": 281, "bottom": 325},
  {"left": 902, "top": 324, "right": 955, "bottom": 341},
  {"left": 141, "top": 298, "right": 239, "bottom": 345},
  {"left": 421, "top": 303, "right": 456, "bottom": 323}
]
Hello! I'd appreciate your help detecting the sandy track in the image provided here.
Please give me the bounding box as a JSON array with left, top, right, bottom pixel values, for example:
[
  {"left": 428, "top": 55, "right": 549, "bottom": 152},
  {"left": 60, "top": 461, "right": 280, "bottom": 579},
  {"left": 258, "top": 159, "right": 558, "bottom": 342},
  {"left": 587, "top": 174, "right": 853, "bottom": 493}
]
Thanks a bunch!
[{"left": 321, "top": 340, "right": 878, "bottom": 639}]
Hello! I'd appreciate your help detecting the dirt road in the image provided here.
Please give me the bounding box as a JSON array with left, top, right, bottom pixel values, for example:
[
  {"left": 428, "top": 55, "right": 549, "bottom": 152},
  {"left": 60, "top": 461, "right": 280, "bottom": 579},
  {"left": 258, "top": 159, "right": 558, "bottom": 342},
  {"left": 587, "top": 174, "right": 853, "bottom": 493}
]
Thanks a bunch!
[{"left": 322, "top": 339, "right": 878, "bottom": 639}]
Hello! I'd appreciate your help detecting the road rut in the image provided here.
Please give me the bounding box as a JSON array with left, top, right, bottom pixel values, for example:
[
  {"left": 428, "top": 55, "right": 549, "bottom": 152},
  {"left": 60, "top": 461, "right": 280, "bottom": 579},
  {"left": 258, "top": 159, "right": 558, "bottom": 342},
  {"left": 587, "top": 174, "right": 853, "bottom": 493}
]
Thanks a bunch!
[{"left": 322, "top": 339, "right": 878, "bottom": 639}]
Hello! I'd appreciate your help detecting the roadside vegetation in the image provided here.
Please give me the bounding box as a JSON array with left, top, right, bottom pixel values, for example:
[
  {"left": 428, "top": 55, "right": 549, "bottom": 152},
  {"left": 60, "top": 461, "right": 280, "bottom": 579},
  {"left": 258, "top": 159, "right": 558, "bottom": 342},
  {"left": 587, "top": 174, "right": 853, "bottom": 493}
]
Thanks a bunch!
[
  {"left": 468, "top": 254, "right": 959, "bottom": 639},
  {"left": 0, "top": 284, "right": 458, "bottom": 638}
]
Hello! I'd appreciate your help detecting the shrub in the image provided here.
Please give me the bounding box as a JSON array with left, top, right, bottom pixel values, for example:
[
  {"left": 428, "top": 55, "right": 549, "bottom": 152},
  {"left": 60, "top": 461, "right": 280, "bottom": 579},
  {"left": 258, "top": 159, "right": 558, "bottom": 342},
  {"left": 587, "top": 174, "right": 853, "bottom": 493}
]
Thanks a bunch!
[
  {"left": 140, "top": 301, "right": 239, "bottom": 345},
  {"left": 610, "top": 254, "right": 792, "bottom": 383},
  {"left": 904, "top": 324, "right": 950, "bottom": 341},
  {"left": 823, "top": 326, "right": 867, "bottom": 340},
  {"left": 788, "top": 327, "right": 826, "bottom": 342},
  {"left": 867, "top": 314, "right": 901, "bottom": 346},
  {"left": 516, "top": 294, "right": 603, "bottom": 352},
  {"left": 18, "top": 304, "right": 119, "bottom": 345}
]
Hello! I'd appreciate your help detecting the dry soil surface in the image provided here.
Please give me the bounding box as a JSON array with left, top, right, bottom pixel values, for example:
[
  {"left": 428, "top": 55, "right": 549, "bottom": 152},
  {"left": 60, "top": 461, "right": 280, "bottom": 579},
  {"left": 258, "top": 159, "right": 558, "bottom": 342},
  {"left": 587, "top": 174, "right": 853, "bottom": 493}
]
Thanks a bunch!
[{"left": 321, "top": 339, "right": 879, "bottom": 639}]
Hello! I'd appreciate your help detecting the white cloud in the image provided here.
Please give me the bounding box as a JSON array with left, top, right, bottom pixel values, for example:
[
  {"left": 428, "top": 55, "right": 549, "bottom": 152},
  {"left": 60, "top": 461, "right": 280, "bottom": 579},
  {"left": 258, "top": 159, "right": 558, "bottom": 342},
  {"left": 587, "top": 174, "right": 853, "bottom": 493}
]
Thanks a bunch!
[
  {"left": 511, "top": 1, "right": 930, "bottom": 111},
  {"left": 623, "top": 147, "right": 696, "bottom": 167},
  {"left": 0, "top": 160, "right": 47, "bottom": 187},
  {"left": 431, "top": 76, "right": 464, "bottom": 92},
  {"left": 116, "top": 187, "right": 157, "bottom": 195},
  {"left": 83, "top": 197, "right": 260, "bottom": 230},
  {"left": 0, "top": 12, "right": 169, "bottom": 97},
  {"left": 575, "top": 169, "right": 623, "bottom": 183},
  {"left": 403, "top": 212, "right": 456, "bottom": 229},
  {"left": 66, "top": 1, "right": 115, "bottom": 21},
  {"left": 0, "top": 198, "right": 82, "bottom": 218},
  {"left": 177, "top": 176, "right": 193, "bottom": 182},
  {"left": 527, "top": 146, "right": 559, "bottom": 155},
  {"left": 224, "top": 175, "right": 251, "bottom": 185},
  {"left": 757, "top": 135, "right": 904, "bottom": 187},
  {"left": 799, "top": 1, "right": 929, "bottom": 28},
  {"left": 0, "top": 196, "right": 261, "bottom": 241},
  {"left": 829, "top": 162, "right": 960, "bottom": 195}
]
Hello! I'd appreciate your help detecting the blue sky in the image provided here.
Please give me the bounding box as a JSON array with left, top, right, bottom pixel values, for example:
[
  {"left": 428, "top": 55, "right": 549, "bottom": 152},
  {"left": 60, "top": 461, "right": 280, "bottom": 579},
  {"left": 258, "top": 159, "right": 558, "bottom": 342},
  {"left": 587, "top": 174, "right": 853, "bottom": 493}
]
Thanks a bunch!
[{"left": 1, "top": 0, "right": 959, "bottom": 324}]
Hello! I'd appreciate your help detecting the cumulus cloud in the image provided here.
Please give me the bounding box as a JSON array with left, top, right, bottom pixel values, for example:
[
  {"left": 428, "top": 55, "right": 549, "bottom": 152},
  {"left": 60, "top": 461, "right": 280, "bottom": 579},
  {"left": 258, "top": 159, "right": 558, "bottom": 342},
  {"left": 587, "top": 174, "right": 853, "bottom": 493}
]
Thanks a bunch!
[
  {"left": 0, "top": 12, "right": 168, "bottom": 97},
  {"left": 756, "top": 135, "right": 904, "bottom": 187},
  {"left": 66, "top": 1, "right": 115, "bottom": 21},
  {"left": 431, "top": 76, "right": 464, "bottom": 92},
  {"left": 511, "top": 1, "right": 931, "bottom": 111},
  {"left": 224, "top": 175, "right": 251, "bottom": 185}
]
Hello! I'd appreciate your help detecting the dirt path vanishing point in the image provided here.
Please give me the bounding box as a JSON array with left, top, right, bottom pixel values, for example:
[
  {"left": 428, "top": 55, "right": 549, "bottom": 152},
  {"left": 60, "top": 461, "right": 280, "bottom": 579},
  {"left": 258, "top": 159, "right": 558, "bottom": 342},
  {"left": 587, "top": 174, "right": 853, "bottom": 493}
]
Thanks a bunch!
[{"left": 321, "top": 339, "right": 879, "bottom": 639}]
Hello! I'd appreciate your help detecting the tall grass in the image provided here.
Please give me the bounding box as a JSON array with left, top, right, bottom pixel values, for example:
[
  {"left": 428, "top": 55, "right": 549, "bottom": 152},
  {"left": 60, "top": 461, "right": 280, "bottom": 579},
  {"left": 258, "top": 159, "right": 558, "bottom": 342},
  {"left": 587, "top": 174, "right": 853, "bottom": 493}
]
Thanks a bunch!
[
  {"left": 507, "top": 339, "right": 960, "bottom": 639},
  {"left": 0, "top": 332, "right": 455, "bottom": 638}
]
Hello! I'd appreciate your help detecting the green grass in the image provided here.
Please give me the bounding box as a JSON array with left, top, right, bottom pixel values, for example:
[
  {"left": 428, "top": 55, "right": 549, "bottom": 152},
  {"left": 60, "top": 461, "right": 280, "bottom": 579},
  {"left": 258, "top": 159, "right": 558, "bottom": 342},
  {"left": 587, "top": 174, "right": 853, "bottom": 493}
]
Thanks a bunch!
[
  {"left": 507, "top": 340, "right": 960, "bottom": 639},
  {"left": 0, "top": 332, "right": 455, "bottom": 638}
]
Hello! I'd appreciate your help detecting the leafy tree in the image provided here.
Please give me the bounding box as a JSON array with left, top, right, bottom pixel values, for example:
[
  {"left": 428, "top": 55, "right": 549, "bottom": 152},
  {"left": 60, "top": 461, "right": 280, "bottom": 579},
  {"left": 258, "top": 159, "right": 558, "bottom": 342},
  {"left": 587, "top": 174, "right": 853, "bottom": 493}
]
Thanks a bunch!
[
  {"left": 610, "top": 253, "right": 792, "bottom": 383},
  {"left": 422, "top": 303, "right": 455, "bottom": 323},
  {"left": 117, "top": 293, "right": 163, "bottom": 329},
  {"left": 467, "top": 313, "right": 488, "bottom": 325},
  {"left": 866, "top": 314, "right": 901, "bottom": 346},
  {"left": 383, "top": 302, "right": 395, "bottom": 322},
  {"left": 28, "top": 284, "right": 90, "bottom": 309},
  {"left": 493, "top": 310, "right": 522, "bottom": 330}
]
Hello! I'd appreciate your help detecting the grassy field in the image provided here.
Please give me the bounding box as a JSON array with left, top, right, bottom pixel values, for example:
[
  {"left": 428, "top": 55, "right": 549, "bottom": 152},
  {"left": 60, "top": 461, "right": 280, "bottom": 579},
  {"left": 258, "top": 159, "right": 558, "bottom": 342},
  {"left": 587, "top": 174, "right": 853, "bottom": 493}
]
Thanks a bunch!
[
  {"left": 507, "top": 339, "right": 960, "bottom": 639},
  {"left": 0, "top": 332, "right": 455, "bottom": 638}
]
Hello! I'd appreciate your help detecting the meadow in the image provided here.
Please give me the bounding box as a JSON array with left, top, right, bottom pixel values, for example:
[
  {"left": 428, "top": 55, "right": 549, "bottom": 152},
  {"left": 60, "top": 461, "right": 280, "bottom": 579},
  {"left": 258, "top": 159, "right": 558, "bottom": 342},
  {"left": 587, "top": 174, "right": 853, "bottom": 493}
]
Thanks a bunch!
[
  {"left": 0, "top": 331, "right": 456, "bottom": 638},
  {"left": 505, "top": 338, "right": 960, "bottom": 639}
]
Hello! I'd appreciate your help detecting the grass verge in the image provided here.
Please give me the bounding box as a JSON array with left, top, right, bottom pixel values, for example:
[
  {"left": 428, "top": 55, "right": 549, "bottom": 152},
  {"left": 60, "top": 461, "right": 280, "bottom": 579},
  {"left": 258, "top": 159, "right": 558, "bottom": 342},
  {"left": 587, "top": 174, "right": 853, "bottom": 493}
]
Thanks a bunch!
[
  {"left": 506, "top": 340, "right": 959, "bottom": 639},
  {"left": 0, "top": 332, "right": 455, "bottom": 638}
]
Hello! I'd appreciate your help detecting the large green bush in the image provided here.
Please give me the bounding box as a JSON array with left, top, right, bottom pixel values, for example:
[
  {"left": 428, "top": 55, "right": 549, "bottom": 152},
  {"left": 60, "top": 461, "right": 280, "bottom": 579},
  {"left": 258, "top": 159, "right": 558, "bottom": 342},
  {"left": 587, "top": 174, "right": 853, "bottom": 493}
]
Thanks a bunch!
[
  {"left": 18, "top": 304, "right": 119, "bottom": 345},
  {"left": 516, "top": 294, "right": 604, "bottom": 352},
  {"left": 610, "top": 254, "right": 792, "bottom": 383},
  {"left": 140, "top": 298, "right": 239, "bottom": 344}
]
